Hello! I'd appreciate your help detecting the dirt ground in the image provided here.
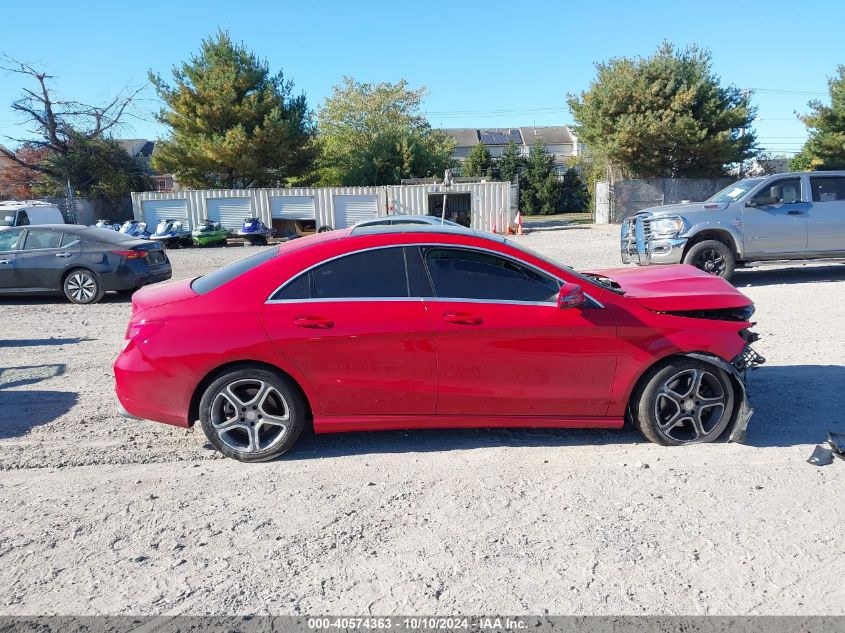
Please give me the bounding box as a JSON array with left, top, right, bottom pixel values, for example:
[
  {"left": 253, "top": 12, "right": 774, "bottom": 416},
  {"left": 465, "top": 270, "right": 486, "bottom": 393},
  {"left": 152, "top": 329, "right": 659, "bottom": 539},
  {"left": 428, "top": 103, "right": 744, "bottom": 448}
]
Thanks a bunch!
[{"left": 1, "top": 225, "right": 844, "bottom": 615}]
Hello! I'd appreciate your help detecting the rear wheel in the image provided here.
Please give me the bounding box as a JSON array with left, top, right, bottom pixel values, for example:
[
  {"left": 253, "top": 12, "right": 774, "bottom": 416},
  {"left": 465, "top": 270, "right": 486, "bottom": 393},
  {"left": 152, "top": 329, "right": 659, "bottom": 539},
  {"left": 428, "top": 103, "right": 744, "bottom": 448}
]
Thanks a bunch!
[
  {"left": 199, "top": 367, "right": 306, "bottom": 462},
  {"left": 683, "top": 239, "right": 735, "bottom": 279},
  {"left": 317, "top": 225, "right": 332, "bottom": 233},
  {"left": 63, "top": 269, "right": 104, "bottom": 304},
  {"left": 633, "top": 358, "right": 735, "bottom": 446}
]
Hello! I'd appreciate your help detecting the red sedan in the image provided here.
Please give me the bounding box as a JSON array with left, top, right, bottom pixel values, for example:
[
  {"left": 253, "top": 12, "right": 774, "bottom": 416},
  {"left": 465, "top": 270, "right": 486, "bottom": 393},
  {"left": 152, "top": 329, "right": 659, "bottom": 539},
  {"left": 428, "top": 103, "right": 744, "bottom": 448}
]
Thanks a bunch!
[{"left": 114, "top": 225, "right": 764, "bottom": 462}]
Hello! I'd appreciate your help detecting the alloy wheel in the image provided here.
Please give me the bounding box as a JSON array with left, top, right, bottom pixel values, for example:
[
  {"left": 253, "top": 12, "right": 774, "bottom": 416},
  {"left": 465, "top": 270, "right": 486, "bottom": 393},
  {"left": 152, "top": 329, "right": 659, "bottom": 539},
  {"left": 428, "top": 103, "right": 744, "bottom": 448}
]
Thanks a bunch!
[
  {"left": 653, "top": 368, "right": 728, "bottom": 443},
  {"left": 66, "top": 273, "right": 97, "bottom": 302},
  {"left": 210, "top": 379, "right": 290, "bottom": 454}
]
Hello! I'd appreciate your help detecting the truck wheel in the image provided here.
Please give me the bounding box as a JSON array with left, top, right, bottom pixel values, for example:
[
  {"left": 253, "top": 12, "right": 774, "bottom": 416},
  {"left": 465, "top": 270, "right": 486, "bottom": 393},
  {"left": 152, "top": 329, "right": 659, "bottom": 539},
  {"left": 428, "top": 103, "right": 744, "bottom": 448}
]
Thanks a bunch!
[
  {"left": 632, "top": 358, "right": 735, "bottom": 446},
  {"left": 683, "top": 240, "right": 735, "bottom": 279}
]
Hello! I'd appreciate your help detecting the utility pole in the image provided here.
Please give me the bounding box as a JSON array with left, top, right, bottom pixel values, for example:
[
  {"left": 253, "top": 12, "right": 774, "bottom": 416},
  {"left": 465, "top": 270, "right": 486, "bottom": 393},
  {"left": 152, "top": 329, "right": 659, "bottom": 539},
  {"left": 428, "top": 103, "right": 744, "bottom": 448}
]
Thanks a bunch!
[
  {"left": 65, "top": 178, "right": 77, "bottom": 224},
  {"left": 441, "top": 168, "right": 452, "bottom": 224}
]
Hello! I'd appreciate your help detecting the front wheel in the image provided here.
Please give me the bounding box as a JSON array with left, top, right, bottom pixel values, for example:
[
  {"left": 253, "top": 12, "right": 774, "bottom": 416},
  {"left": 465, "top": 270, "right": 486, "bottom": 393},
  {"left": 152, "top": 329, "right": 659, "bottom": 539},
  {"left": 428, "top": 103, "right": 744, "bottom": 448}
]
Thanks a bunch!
[
  {"left": 63, "top": 269, "right": 104, "bottom": 304},
  {"left": 632, "top": 358, "right": 735, "bottom": 446},
  {"left": 199, "top": 368, "right": 306, "bottom": 462},
  {"left": 683, "top": 239, "right": 735, "bottom": 279}
]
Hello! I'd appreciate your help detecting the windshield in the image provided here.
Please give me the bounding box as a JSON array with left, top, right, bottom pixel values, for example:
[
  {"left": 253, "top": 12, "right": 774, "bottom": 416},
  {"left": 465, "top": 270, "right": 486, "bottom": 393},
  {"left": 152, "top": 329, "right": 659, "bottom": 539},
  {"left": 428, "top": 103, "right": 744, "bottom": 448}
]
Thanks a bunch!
[{"left": 706, "top": 178, "right": 765, "bottom": 203}]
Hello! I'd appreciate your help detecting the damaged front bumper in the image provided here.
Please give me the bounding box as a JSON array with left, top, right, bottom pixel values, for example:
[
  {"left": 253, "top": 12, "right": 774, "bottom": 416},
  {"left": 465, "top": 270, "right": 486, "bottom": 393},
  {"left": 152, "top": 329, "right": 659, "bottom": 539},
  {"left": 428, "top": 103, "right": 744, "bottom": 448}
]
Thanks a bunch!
[{"left": 688, "top": 344, "right": 765, "bottom": 443}]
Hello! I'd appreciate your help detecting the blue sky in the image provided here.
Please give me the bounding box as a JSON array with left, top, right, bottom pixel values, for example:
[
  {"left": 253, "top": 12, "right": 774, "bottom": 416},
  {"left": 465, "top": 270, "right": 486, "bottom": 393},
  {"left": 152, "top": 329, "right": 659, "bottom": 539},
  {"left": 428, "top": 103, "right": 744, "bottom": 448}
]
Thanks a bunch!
[{"left": 1, "top": 0, "right": 843, "bottom": 156}]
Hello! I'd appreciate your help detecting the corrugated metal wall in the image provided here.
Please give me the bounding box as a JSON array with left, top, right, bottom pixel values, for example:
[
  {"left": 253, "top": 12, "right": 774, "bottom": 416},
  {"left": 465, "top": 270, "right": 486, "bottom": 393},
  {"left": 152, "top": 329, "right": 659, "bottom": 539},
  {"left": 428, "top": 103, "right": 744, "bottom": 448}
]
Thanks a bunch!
[{"left": 131, "top": 183, "right": 512, "bottom": 232}]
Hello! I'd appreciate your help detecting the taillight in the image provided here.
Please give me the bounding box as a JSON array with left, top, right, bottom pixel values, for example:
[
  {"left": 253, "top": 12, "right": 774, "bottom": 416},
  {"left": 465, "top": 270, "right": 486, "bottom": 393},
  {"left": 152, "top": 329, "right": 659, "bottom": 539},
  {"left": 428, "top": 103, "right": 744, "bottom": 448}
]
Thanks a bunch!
[
  {"left": 122, "top": 320, "right": 165, "bottom": 351},
  {"left": 112, "top": 250, "right": 145, "bottom": 260}
]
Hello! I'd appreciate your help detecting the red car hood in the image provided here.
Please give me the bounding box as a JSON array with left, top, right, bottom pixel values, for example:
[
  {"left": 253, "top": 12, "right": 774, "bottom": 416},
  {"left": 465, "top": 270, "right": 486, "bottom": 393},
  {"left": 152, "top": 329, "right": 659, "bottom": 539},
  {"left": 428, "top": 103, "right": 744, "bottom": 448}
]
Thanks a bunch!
[{"left": 584, "top": 264, "right": 752, "bottom": 312}]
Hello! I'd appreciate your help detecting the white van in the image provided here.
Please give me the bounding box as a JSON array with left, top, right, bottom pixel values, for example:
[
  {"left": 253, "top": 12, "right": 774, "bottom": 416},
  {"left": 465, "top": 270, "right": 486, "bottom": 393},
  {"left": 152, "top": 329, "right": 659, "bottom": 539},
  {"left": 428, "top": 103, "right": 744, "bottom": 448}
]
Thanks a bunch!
[{"left": 0, "top": 200, "right": 65, "bottom": 228}]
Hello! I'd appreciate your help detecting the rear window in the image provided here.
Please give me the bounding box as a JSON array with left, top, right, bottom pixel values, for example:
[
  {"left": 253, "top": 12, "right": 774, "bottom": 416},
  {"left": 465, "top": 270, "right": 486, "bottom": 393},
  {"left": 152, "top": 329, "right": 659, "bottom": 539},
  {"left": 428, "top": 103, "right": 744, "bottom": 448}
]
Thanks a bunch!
[
  {"left": 79, "top": 227, "right": 140, "bottom": 243},
  {"left": 191, "top": 247, "right": 278, "bottom": 295}
]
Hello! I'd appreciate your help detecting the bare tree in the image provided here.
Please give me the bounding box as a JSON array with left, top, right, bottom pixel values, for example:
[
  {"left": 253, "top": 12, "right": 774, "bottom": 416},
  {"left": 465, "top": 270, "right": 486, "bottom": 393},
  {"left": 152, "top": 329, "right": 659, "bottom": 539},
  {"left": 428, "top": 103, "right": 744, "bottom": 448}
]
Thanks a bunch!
[{"left": 0, "top": 57, "right": 143, "bottom": 178}]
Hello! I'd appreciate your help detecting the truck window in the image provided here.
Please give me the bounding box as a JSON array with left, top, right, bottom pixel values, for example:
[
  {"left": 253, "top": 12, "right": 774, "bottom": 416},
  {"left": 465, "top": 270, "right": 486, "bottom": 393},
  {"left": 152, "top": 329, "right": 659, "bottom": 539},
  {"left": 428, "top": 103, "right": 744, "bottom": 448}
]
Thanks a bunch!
[
  {"left": 16, "top": 211, "right": 30, "bottom": 226},
  {"left": 810, "top": 176, "right": 845, "bottom": 202},
  {"left": 751, "top": 178, "right": 801, "bottom": 205}
]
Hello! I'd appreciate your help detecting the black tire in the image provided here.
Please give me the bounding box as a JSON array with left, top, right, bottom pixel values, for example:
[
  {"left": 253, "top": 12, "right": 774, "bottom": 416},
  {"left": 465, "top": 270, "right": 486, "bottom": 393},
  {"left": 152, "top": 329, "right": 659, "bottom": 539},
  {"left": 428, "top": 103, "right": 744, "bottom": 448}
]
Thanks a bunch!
[
  {"left": 63, "top": 269, "right": 104, "bottom": 304},
  {"left": 317, "top": 225, "right": 332, "bottom": 233},
  {"left": 632, "top": 357, "right": 735, "bottom": 446},
  {"left": 199, "top": 367, "right": 306, "bottom": 462},
  {"left": 683, "top": 239, "right": 735, "bottom": 279}
]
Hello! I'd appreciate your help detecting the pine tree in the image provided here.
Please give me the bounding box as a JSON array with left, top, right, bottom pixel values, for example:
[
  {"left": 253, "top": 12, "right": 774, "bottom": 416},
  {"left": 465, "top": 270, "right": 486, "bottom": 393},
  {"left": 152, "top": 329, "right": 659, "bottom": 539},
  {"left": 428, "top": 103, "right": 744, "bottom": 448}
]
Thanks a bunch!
[
  {"left": 520, "top": 140, "right": 562, "bottom": 215},
  {"left": 462, "top": 142, "right": 493, "bottom": 178},
  {"left": 790, "top": 65, "right": 845, "bottom": 171},
  {"left": 567, "top": 42, "right": 756, "bottom": 178},
  {"left": 498, "top": 140, "right": 525, "bottom": 184},
  {"left": 149, "top": 31, "right": 315, "bottom": 188}
]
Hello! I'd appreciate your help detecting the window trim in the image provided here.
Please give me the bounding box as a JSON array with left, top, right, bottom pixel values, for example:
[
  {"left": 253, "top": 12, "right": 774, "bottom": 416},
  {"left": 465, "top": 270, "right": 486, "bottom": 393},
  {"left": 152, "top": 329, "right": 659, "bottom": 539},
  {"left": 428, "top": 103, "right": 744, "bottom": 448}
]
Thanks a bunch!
[{"left": 265, "top": 243, "right": 604, "bottom": 308}]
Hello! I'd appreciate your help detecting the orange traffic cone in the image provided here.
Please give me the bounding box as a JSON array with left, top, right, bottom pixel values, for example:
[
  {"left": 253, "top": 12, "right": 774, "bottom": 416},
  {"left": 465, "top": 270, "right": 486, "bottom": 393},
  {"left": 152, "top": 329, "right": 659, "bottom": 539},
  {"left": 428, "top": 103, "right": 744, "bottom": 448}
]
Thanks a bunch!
[
  {"left": 491, "top": 224, "right": 497, "bottom": 234},
  {"left": 515, "top": 211, "right": 523, "bottom": 236}
]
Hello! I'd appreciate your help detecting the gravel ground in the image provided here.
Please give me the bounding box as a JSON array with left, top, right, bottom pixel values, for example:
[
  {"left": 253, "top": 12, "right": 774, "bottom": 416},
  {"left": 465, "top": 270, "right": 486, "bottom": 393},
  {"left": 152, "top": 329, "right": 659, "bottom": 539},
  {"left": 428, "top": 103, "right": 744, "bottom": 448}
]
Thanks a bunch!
[{"left": 1, "top": 225, "right": 844, "bottom": 615}]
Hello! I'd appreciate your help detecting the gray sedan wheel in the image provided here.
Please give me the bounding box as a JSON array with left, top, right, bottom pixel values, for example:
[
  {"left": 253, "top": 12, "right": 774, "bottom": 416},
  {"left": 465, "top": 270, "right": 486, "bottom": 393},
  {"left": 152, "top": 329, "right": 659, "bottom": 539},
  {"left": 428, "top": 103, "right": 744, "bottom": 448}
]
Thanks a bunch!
[{"left": 63, "top": 269, "right": 104, "bottom": 304}]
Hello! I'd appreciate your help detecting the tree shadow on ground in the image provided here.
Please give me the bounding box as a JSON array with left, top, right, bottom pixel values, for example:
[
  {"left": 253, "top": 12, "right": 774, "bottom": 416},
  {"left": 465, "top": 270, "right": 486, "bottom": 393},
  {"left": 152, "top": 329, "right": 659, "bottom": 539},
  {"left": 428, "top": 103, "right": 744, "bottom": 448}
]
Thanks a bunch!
[
  {"left": 0, "top": 364, "right": 66, "bottom": 389},
  {"left": 732, "top": 264, "right": 845, "bottom": 288},
  {"left": 0, "top": 291, "right": 132, "bottom": 306},
  {"left": 0, "top": 338, "right": 94, "bottom": 348},
  {"left": 0, "top": 389, "right": 78, "bottom": 439},
  {"left": 281, "top": 364, "right": 844, "bottom": 459}
]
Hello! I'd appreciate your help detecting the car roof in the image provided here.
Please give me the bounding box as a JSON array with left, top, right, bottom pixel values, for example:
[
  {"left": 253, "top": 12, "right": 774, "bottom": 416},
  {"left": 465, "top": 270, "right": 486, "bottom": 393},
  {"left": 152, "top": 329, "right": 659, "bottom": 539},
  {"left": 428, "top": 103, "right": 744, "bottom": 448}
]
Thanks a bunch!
[{"left": 349, "top": 224, "right": 500, "bottom": 241}]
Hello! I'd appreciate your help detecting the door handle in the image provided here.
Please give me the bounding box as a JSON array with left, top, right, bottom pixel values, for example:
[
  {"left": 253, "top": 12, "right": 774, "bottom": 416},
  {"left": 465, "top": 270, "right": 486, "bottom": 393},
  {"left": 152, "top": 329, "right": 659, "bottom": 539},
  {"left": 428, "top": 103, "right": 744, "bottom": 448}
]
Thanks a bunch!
[
  {"left": 787, "top": 210, "right": 804, "bottom": 215},
  {"left": 443, "top": 312, "right": 483, "bottom": 325},
  {"left": 294, "top": 315, "right": 335, "bottom": 329},
  {"left": 55, "top": 252, "right": 72, "bottom": 258},
  {"left": 0, "top": 259, "right": 10, "bottom": 264}
]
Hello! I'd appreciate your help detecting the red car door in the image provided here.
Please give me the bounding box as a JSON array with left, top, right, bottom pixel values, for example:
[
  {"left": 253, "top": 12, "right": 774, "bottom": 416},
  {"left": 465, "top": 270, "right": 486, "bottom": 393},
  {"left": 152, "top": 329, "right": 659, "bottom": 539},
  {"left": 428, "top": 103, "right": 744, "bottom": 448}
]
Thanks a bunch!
[
  {"left": 260, "top": 246, "right": 437, "bottom": 417},
  {"left": 419, "top": 246, "right": 618, "bottom": 418}
]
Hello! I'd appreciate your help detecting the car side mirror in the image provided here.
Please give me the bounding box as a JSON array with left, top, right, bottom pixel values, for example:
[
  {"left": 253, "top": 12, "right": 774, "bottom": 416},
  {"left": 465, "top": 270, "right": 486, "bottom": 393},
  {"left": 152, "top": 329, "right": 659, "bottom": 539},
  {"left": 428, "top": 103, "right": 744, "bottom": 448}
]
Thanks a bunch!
[{"left": 558, "top": 282, "right": 585, "bottom": 309}]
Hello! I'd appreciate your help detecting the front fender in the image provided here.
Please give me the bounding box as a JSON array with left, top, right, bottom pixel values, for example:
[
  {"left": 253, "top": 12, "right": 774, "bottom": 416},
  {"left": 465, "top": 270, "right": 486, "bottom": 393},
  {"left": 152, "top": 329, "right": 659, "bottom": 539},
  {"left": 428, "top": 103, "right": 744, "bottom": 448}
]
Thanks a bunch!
[
  {"left": 682, "top": 220, "right": 745, "bottom": 259},
  {"left": 686, "top": 352, "right": 752, "bottom": 442}
]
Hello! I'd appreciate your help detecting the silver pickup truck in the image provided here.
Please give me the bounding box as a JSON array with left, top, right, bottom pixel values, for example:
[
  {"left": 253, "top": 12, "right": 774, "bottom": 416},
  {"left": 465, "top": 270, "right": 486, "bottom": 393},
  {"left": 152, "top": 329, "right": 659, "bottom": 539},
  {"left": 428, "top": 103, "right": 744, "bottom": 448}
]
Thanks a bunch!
[{"left": 621, "top": 171, "right": 845, "bottom": 279}]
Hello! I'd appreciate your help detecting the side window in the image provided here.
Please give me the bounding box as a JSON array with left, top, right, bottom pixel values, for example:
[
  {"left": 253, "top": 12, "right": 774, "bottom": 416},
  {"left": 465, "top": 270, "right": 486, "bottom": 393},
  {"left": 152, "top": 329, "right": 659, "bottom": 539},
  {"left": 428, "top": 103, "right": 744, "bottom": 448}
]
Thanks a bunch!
[
  {"left": 23, "top": 230, "right": 62, "bottom": 250},
  {"left": 423, "top": 248, "right": 560, "bottom": 303},
  {"left": 751, "top": 178, "right": 802, "bottom": 205},
  {"left": 311, "top": 247, "right": 408, "bottom": 299},
  {"left": 59, "top": 232, "right": 79, "bottom": 247},
  {"left": 0, "top": 229, "right": 24, "bottom": 252},
  {"left": 17, "top": 211, "right": 30, "bottom": 226},
  {"left": 272, "top": 272, "right": 311, "bottom": 301},
  {"left": 810, "top": 177, "right": 845, "bottom": 203}
]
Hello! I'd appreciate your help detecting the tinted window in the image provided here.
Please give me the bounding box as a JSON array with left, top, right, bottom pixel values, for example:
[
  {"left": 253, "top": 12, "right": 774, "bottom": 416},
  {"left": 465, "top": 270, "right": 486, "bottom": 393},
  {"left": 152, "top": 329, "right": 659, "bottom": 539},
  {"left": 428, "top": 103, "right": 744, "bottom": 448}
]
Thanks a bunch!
[
  {"left": 810, "top": 177, "right": 845, "bottom": 203},
  {"left": 23, "top": 230, "right": 63, "bottom": 250},
  {"left": 17, "top": 211, "right": 30, "bottom": 226},
  {"left": 751, "top": 178, "right": 801, "bottom": 204},
  {"left": 424, "top": 248, "right": 559, "bottom": 302},
  {"left": 405, "top": 247, "right": 434, "bottom": 297},
  {"left": 79, "top": 227, "right": 140, "bottom": 243},
  {"left": 272, "top": 272, "right": 310, "bottom": 301},
  {"left": 191, "top": 247, "right": 278, "bottom": 295},
  {"left": 312, "top": 248, "right": 408, "bottom": 299},
  {"left": 0, "top": 229, "right": 24, "bottom": 252}
]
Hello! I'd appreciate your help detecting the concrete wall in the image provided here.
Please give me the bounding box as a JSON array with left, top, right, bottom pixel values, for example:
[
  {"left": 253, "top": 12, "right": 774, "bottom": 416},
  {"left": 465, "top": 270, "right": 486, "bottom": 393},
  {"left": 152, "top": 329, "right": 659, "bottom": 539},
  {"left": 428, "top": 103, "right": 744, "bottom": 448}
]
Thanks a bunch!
[{"left": 595, "top": 177, "right": 735, "bottom": 224}]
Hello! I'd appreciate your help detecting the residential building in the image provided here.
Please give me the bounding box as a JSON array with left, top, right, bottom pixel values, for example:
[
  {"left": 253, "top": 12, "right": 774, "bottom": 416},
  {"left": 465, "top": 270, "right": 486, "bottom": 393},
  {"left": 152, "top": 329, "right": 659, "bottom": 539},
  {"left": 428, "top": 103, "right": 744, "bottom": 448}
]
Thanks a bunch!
[
  {"left": 443, "top": 125, "right": 582, "bottom": 174},
  {"left": 116, "top": 139, "right": 177, "bottom": 192}
]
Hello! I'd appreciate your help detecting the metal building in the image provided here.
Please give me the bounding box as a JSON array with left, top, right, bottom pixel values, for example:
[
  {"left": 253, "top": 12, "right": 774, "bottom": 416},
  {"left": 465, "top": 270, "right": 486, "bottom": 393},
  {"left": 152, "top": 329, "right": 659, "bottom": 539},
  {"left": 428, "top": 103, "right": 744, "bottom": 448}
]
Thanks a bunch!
[{"left": 130, "top": 182, "right": 513, "bottom": 234}]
